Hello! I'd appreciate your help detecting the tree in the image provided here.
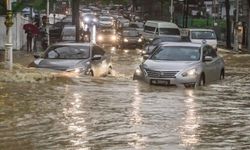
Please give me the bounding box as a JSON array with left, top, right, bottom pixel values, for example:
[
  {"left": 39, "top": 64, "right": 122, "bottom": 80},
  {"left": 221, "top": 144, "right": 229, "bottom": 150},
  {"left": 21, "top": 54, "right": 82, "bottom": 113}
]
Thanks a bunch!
[{"left": 225, "top": 0, "right": 232, "bottom": 49}]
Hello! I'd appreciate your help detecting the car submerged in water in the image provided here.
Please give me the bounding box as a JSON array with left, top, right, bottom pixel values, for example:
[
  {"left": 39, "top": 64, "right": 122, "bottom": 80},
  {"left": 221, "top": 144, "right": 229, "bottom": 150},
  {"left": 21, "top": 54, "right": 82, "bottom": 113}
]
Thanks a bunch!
[
  {"left": 133, "top": 42, "right": 225, "bottom": 88},
  {"left": 29, "top": 42, "right": 112, "bottom": 77}
]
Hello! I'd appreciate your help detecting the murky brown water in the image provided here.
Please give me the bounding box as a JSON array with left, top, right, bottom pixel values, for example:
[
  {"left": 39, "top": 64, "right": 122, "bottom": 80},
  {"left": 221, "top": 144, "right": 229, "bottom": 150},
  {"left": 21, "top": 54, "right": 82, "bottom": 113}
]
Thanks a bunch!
[{"left": 0, "top": 49, "right": 250, "bottom": 150}]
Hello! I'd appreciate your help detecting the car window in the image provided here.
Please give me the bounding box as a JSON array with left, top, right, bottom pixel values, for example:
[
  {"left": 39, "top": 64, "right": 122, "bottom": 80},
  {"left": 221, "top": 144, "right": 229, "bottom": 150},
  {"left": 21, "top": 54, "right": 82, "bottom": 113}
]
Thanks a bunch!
[
  {"left": 203, "top": 46, "right": 217, "bottom": 58},
  {"left": 46, "top": 46, "right": 90, "bottom": 59},
  {"left": 92, "top": 46, "right": 105, "bottom": 57},
  {"left": 159, "top": 28, "right": 180, "bottom": 35},
  {"left": 191, "top": 31, "right": 216, "bottom": 39},
  {"left": 122, "top": 30, "right": 139, "bottom": 36},
  {"left": 144, "top": 26, "right": 156, "bottom": 33},
  {"left": 151, "top": 46, "right": 200, "bottom": 61}
]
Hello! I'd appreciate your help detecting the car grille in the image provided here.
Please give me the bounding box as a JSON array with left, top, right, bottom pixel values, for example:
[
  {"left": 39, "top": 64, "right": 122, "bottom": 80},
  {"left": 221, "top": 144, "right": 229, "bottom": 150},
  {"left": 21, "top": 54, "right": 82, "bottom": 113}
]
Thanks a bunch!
[{"left": 145, "top": 69, "right": 179, "bottom": 78}]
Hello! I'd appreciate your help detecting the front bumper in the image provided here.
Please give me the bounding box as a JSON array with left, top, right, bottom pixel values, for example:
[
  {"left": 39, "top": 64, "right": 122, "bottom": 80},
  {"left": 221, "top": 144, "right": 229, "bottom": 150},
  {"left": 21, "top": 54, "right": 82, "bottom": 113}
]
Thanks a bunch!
[{"left": 134, "top": 70, "right": 199, "bottom": 86}]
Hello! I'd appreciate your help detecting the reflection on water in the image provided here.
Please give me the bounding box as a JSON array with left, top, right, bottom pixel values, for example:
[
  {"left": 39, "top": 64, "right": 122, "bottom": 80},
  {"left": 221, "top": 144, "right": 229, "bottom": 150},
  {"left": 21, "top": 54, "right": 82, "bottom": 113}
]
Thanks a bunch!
[{"left": 0, "top": 49, "right": 250, "bottom": 149}]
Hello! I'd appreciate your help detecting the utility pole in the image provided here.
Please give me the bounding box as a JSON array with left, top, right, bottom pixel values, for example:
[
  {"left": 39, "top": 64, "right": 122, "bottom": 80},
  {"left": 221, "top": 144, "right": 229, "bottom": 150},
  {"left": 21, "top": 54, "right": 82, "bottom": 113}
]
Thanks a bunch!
[
  {"left": 74, "top": 0, "right": 80, "bottom": 42},
  {"left": 47, "top": 0, "right": 50, "bottom": 46},
  {"left": 170, "top": 0, "right": 174, "bottom": 22},
  {"left": 234, "top": 0, "right": 239, "bottom": 51},
  {"left": 4, "top": 0, "right": 14, "bottom": 71}
]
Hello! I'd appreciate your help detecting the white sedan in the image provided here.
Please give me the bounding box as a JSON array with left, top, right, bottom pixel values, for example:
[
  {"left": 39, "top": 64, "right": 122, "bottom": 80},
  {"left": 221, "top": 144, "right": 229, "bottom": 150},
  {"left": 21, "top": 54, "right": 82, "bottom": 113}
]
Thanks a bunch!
[{"left": 133, "top": 42, "right": 225, "bottom": 88}]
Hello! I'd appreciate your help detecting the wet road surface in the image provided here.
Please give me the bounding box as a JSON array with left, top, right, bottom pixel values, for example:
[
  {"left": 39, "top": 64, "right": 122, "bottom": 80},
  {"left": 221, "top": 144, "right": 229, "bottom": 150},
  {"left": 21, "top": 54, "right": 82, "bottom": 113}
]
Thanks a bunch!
[{"left": 0, "top": 48, "right": 250, "bottom": 150}]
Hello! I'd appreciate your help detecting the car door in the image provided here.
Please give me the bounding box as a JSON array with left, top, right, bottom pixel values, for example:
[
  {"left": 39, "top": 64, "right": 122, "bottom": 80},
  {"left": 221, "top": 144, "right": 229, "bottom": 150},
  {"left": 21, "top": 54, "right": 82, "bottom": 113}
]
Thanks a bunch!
[
  {"left": 202, "top": 45, "right": 216, "bottom": 83},
  {"left": 209, "top": 47, "right": 222, "bottom": 81},
  {"left": 91, "top": 45, "right": 107, "bottom": 68}
]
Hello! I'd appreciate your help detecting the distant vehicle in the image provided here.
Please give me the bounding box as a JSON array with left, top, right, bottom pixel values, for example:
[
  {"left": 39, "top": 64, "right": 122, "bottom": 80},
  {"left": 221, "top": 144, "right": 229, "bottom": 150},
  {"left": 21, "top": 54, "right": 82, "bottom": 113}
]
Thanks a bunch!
[
  {"left": 82, "top": 13, "right": 98, "bottom": 26},
  {"left": 61, "top": 25, "right": 76, "bottom": 41},
  {"left": 97, "top": 28, "right": 117, "bottom": 47},
  {"left": 117, "top": 28, "right": 143, "bottom": 49},
  {"left": 117, "top": 18, "right": 130, "bottom": 29},
  {"left": 186, "top": 29, "right": 218, "bottom": 49},
  {"left": 133, "top": 42, "right": 225, "bottom": 88},
  {"left": 30, "top": 42, "right": 112, "bottom": 77},
  {"left": 98, "top": 16, "right": 114, "bottom": 28},
  {"left": 129, "top": 22, "right": 144, "bottom": 34},
  {"left": 142, "top": 35, "right": 186, "bottom": 55},
  {"left": 142, "top": 20, "right": 180, "bottom": 41}
]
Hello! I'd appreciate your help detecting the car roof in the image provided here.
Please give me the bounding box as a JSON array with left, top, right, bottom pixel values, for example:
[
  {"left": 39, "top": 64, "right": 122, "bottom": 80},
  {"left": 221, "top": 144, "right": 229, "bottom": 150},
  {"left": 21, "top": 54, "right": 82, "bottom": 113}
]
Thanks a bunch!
[
  {"left": 188, "top": 28, "right": 215, "bottom": 32},
  {"left": 51, "top": 42, "right": 93, "bottom": 47},
  {"left": 159, "top": 42, "right": 202, "bottom": 47}
]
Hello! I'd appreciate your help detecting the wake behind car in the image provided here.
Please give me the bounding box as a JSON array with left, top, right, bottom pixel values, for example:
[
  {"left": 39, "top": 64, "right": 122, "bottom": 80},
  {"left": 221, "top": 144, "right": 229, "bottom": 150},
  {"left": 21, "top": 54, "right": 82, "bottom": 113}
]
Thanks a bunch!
[
  {"left": 133, "top": 42, "right": 225, "bottom": 88},
  {"left": 117, "top": 28, "right": 143, "bottom": 49},
  {"left": 29, "top": 42, "right": 112, "bottom": 77}
]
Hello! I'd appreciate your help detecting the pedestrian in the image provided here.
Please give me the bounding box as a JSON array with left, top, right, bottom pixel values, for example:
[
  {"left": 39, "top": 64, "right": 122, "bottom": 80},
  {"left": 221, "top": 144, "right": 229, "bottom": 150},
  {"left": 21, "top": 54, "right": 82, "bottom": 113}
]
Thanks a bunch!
[
  {"left": 26, "top": 30, "right": 33, "bottom": 53},
  {"left": 85, "top": 28, "right": 91, "bottom": 42}
]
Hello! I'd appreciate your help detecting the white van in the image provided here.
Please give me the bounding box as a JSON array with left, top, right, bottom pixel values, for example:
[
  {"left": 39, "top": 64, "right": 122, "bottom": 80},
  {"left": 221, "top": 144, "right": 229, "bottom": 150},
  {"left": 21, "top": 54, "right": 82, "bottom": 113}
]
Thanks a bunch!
[
  {"left": 142, "top": 21, "right": 180, "bottom": 41},
  {"left": 187, "top": 29, "right": 217, "bottom": 49}
]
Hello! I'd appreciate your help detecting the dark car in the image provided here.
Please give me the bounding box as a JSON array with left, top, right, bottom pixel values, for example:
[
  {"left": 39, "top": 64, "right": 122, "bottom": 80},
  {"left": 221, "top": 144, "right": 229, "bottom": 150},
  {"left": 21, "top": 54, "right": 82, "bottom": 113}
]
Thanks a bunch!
[
  {"left": 142, "top": 35, "right": 189, "bottom": 55},
  {"left": 29, "top": 42, "right": 112, "bottom": 77},
  {"left": 97, "top": 28, "right": 117, "bottom": 47},
  {"left": 117, "top": 28, "right": 143, "bottom": 49}
]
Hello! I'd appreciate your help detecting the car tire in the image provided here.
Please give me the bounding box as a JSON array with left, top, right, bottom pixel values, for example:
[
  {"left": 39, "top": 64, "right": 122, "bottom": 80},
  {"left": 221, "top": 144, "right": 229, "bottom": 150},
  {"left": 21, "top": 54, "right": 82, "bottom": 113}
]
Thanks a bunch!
[
  {"left": 198, "top": 73, "right": 205, "bottom": 86},
  {"left": 90, "top": 70, "right": 94, "bottom": 77},
  {"left": 108, "top": 66, "right": 112, "bottom": 75},
  {"left": 220, "top": 69, "right": 225, "bottom": 80}
]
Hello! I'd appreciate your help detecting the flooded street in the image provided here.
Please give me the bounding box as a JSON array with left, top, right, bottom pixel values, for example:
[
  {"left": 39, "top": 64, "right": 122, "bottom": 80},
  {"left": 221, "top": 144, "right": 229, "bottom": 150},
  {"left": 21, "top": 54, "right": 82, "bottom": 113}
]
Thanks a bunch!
[{"left": 0, "top": 49, "right": 250, "bottom": 150}]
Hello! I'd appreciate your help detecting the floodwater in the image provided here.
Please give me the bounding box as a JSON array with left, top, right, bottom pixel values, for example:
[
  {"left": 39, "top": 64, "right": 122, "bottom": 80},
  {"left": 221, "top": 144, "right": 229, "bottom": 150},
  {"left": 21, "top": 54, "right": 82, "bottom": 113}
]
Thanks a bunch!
[{"left": 0, "top": 49, "right": 250, "bottom": 150}]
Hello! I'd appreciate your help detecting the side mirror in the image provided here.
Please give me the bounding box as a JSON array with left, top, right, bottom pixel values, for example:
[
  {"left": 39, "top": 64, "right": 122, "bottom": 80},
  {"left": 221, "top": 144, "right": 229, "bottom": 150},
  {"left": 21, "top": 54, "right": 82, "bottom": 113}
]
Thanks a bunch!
[
  {"left": 92, "top": 55, "right": 102, "bottom": 61},
  {"left": 204, "top": 56, "right": 213, "bottom": 62}
]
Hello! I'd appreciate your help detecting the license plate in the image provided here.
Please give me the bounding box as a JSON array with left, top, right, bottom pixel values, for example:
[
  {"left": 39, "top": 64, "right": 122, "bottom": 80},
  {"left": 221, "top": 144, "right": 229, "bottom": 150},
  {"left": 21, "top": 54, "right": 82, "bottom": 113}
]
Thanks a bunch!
[{"left": 151, "top": 79, "right": 170, "bottom": 85}]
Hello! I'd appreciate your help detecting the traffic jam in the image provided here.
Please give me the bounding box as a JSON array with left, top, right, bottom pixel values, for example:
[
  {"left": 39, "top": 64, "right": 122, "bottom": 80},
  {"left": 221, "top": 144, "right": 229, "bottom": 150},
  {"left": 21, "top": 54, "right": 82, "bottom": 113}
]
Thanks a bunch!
[{"left": 30, "top": 5, "right": 223, "bottom": 88}]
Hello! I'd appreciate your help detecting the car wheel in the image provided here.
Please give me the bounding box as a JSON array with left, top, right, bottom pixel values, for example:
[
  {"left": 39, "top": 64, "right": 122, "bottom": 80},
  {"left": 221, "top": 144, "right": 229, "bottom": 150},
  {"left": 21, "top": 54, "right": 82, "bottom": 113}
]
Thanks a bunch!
[
  {"left": 90, "top": 70, "right": 94, "bottom": 77},
  {"left": 108, "top": 66, "right": 112, "bottom": 75},
  {"left": 220, "top": 70, "right": 225, "bottom": 80},
  {"left": 198, "top": 73, "right": 205, "bottom": 86}
]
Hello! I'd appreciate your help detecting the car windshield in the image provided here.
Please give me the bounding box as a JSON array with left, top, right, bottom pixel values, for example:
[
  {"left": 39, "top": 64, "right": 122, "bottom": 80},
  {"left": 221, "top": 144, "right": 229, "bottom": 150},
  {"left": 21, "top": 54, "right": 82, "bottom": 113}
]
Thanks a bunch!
[
  {"left": 100, "top": 30, "right": 115, "bottom": 34},
  {"left": 150, "top": 46, "right": 200, "bottom": 61},
  {"left": 46, "top": 46, "right": 90, "bottom": 59},
  {"left": 123, "top": 30, "right": 139, "bottom": 37},
  {"left": 100, "top": 17, "right": 112, "bottom": 21},
  {"left": 159, "top": 28, "right": 180, "bottom": 35},
  {"left": 63, "top": 28, "right": 75, "bottom": 36},
  {"left": 191, "top": 31, "right": 216, "bottom": 39}
]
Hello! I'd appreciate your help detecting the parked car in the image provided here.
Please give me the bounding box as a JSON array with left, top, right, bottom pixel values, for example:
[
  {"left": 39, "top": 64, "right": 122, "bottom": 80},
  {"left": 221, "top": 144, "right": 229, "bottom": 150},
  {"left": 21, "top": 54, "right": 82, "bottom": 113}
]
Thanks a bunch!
[
  {"left": 29, "top": 42, "right": 112, "bottom": 77},
  {"left": 186, "top": 28, "right": 218, "bottom": 49},
  {"left": 142, "top": 35, "right": 184, "bottom": 55},
  {"left": 117, "top": 28, "right": 143, "bottom": 49},
  {"left": 97, "top": 28, "right": 117, "bottom": 47},
  {"left": 133, "top": 42, "right": 225, "bottom": 88},
  {"left": 61, "top": 25, "right": 76, "bottom": 41}
]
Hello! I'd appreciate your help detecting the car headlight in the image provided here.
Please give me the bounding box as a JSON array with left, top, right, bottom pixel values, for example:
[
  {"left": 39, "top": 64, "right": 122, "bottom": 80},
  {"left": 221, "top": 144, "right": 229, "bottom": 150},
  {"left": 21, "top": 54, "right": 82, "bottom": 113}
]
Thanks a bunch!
[
  {"left": 84, "top": 17, "right": 90, "bottom": 22},
  {"left": 138, "top": 38, "right": 142, "bottom": 42},
  {"left": 182, "top": 68, "right": 198, "bottom": 77},
  {"left": 98, "top": 35, "right": 103, "bottom": 41},
  {"left": 124, "top": 38, "right": 128, "bottom": 42},
  {"left": 135, "top": 68, "right": 142, "bottom": 75},
  {"left": 93, "top": 18, "right": 98, "bottom": 22},
  {"left": 66, "top": 66, "right": 87, "bottom": 73},
  {"left": 111, "top": 35, "right": 116, "bottom": 41}
]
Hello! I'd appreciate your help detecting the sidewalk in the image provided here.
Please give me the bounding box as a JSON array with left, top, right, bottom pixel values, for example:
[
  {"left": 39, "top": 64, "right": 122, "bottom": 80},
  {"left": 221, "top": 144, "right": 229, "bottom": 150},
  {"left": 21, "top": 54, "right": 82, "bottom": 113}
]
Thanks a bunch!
[{"left": 0, "top": 50, "right": 34, "bottom": 67}]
